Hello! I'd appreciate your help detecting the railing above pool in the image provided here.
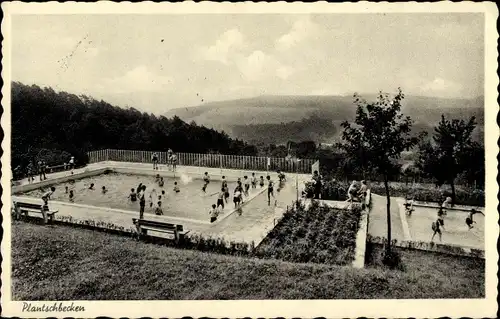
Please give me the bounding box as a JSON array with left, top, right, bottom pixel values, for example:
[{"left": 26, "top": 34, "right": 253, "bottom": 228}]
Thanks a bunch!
[{"left": 87, "top": 149, "right": 319, "bottom": 174}]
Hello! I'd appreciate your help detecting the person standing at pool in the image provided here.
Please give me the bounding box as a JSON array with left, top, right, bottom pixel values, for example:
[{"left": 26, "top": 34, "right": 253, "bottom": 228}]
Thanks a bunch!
[
  {"left": 69, "top": 156, "right": 75, "bottom": 173},
  {"left": 221, "top": 176, "right": 229, "bottom": 203},
  {"left": 266, "top": 175, "right": 275, "bottom": 206},
  {"left": 251, "top": 173, "right": 257, "bottom": 189},
  {"left": 233, "top": 186, "right": 242, "bottom": 208},
  {"left": 243, "top": 175, "right": 250, "bottom": 197},
  {"left": 431, "top": 217, "right": 442, "bottom": 242},
  {"left": 215, "top": 187, "right": 225, "bottom": 210},
  {"left": 466, "top": 208, "right": 484, "bottom": 230},
  {"left": 149, "top": 188, "right": 158, "bottom": 208},
  {"left": 202, "top": 172, "right": 210, "bottom": 193},
  {"left": 26, "top": 162, "right": 34, "bottom": 183},
  {"left": 139, "top": 187, "right": 146, "bottom": 219},
  {"left": 437, "top": 207, "right": 447, "bottom": 231},
  {"left": 152, "top": 152, "right": 159, "bottom": 170},
  {"left": 167, "top": 148, "right": 173, "bottom": 170},
  {"left": 171, "top": 153, "right": 178, "bottom": 172},
  {"left": 41, "top": 187, "right": 56, "bottom": 223},
  {"left": 404, "top": 196, "right": 415, "bottom": 216}
]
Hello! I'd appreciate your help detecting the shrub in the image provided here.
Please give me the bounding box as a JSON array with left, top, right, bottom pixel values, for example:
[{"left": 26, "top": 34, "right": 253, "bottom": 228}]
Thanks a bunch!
[{"left": 255, "top": 202, "right": 362, "bottom": 265}]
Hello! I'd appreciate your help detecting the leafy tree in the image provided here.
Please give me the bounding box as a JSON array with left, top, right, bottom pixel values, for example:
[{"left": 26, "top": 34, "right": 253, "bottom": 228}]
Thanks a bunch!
[
  {"left": 338, "top": 88, "right": 424, "bottom": 262},
  {"left": 417, "top": 115, "right": 480, "bottom": 201}
]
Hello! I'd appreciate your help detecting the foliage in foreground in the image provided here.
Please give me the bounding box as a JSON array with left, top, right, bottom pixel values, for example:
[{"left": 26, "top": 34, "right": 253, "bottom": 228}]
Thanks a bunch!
[
  {"left": 254, "top": 201, "right": 362, "bottom": 265},
  {"left": 11, "top": 221, "right": 484, "bottom": 300}
]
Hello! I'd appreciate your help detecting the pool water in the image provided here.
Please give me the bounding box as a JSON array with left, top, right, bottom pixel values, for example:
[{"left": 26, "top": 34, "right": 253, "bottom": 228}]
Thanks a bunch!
[
  {"left": 22, "top": 172, "right": 263, "bottom": 221},
  {"left": 406, "top": 206, "right": 484, "bottom": 250}
]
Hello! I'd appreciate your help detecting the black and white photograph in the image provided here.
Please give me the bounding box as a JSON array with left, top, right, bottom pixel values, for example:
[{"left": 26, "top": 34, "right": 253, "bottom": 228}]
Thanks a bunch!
[{"left": 1, "top": 2, "right": 498, "bottom": 318}]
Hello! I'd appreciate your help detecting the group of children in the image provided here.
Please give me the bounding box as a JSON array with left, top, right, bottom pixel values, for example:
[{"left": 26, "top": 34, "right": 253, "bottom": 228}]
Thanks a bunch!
[
  {"left": 346, "top": 180, "right": 368, "bottom": 203},
  {"left": 151, "top": 149, "right": 177, "bottom": 171},
  {"left": 403, "top": 196, "right": 485, "bottom": 242},
  {"left": 206, "top": 171, "right": 285, "bottom": 223}
]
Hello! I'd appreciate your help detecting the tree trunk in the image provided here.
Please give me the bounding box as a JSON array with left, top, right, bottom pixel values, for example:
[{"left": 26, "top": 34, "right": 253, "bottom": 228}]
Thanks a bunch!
[
  {"left": 450, "top": 180, "right": 456, "bottom": 207},
  {"left": 384, "top": 174, "right": 392, "bottom": 253}
]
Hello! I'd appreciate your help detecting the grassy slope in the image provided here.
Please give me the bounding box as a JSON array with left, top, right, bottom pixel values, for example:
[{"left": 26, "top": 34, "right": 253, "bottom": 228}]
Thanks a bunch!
[{"left": 11, "top": 222, "right": 484, "bottom": 300}]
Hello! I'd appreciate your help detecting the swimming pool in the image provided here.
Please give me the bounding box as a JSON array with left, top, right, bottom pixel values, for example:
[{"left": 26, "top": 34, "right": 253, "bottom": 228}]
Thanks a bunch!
[
  {"left": 22, "top": 172, "right": 263, "bottom": 222},
  {"left": 406, "top": 205, "right": 484, "bottom": 250}
]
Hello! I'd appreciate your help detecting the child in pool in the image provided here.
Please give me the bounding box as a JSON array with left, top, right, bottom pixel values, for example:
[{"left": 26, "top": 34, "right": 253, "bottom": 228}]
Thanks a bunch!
[
  {"left": 65, "top": 186, "right": 69, "bottom": 194},
  {"left": 466, "top": 208, "right": 484, "bottom": 230},
  {"left": 209, "top": 204, "right": 219, "bottom": 223},
  {"left": 158, "top": 177, "right": 164, "bottom": 187},
  {"left": 173, "top": 182, "right": 180, "bottom": 193},
  {"left": 259, "top": 176, "right": 265, "bottom": 188},
  {"left": 202, "top": 172, "right": 210, "bottom": 193},
  {"left": 404, "top": 196, "right": 414, "bottom": 216},
  {"left": 431, "top": 217, "right": 442, "bottom": 242},
  {"left": 251, "top": 173, "right": 257, "bottom": 189},
  {"left": 243, "top": 175, "right": 250, "bottom": 197},
  {"left": 69, "top": 190, "right": 74, "bottom": 202},
  {"left": 128, "top": 188, "right": 137, "bottom": 202},
  {"left": 154, "top": 201, "right": 163, "bottom": 215},
  {"left": 102, "top": 186, "right": 108, "bottom": 194},
  {"left": 88, "top": 183, "right": 95, "bottom": 190}
]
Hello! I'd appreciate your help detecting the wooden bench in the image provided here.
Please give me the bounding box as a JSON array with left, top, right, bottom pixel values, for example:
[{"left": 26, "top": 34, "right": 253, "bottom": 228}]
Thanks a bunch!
[
  {"left": 132, "top": 218, "right": 186, "bottom": 244},
  {"left": 13, "top": 201, "right": 59, "bottom": 224}
]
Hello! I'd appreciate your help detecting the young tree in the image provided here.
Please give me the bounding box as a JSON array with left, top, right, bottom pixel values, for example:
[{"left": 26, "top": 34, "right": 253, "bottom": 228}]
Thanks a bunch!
[
  {"left": 339, "top": 88, "right": 424, "bottom": 260},
  {"left": 417, "top": 115, "right": 479, "bottom": 202}
]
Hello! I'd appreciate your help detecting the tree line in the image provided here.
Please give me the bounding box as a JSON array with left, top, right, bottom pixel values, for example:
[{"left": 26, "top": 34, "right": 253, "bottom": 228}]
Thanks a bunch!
[{"left": 11, "top": 82, "right": 258, "bottom": 168}]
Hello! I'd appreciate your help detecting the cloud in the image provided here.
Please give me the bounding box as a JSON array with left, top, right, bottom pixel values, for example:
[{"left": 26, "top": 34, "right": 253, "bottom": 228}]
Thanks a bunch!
[
  {"left": 100, "top": 66, "right": 174, "bottom": 94},
  {"left": 276, "top": 16, "right": 319, "bottom": 51},
  {"left": 236, "top": 50, "right": 295, "bottom": 81},
  {"left": 200, "top": 28, "right": 245, "bottom": 64},
  {"left": 421, "top": 77, "right": 463, "bottom": 95}
]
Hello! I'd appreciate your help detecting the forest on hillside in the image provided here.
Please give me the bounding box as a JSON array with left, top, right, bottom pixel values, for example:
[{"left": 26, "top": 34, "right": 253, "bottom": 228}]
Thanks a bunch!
[
  {"left": 231, "top": 114, "right": 337, "bottom": 145},
  {"left": 10, "top": 82, "right": 258, "bottom": 167}
]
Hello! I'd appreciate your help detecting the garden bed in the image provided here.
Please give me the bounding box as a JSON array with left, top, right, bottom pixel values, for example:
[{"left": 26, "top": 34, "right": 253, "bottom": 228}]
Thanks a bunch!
[{"left": 254, "top": 201, "right": 362, "bottom": 265}]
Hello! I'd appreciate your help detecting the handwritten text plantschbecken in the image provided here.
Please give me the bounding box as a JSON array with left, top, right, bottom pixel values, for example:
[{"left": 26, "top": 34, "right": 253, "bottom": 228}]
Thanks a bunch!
[{"left": 22, "top": 302, "right": 85, "bottom": 312}]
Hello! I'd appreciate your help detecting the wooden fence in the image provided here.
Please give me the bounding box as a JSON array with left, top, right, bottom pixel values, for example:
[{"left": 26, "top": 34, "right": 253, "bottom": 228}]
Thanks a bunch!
[{"left": 87, "top": 149, "right": 317, "bottom": 174}]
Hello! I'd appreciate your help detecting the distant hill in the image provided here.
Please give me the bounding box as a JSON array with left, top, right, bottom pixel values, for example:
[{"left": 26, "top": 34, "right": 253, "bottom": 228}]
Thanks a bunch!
[{"left": 164, "top": 95, "right": 485, "bottom": 144}]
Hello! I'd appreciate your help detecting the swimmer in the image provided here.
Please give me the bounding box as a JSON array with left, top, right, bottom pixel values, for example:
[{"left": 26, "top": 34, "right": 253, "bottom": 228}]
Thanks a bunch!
[
  {"left": 404, "top": 196, "right": 414, "bottom": 216},
  {"left": 216, "top": 187, "right": 225, "bottom": 210},
  {"left": 173, "top": 182, "right": 180, "bottom": 193},
  {"left": 65, "top": 186, "right": 69, "bottom": 194},
  {"left": 209, "top": 204, "right": 219, "bottom": 223},
  {"left": 243, "top": 175, "right": 250, "bottom": 197},
  {"left": 154, "top": 201, "right": 163, "bottom": 215},
  {"left": 158, "top": 177, "right": 164, "bottom": 187},
  {"left": 466, "top": 208, "right": 484, "bottom": 230},
  {"left": 88, "top": 183, "right": 95, "bottom": 190},
  {"left": 431, "top": 217, "right": 442, "bottom": 242},
  {"left": 251, "top": 172, "right": 257, "bottom": 189},
  {"left": 128, "top": 188, "right": 137, "bottom": 202},
  {"left": 202, "top": 172, "right": 210, "bottom": 193},
  {"left": 69, "top": 190, "right": 74, "bottom": 202},
  {"left": 102, "top": 186, "right": 108, "bottom": 194},
  {"left": 149, "top": 189, "right": 158, "bottom": 208},
  {"left": 155, "top": 174, "right": 161, "bottom": 183}
]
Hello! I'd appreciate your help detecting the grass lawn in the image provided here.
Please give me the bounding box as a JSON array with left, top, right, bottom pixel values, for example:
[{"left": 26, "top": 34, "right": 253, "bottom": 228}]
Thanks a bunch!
[{"left": 11, "top": 221, "right": 484, "bottom": 300}]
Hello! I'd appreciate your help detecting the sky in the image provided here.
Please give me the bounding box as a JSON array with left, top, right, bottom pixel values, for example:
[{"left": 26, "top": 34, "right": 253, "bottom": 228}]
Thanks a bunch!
[{"left": 11, "top": 13, "right": 484, "bottom": 113}]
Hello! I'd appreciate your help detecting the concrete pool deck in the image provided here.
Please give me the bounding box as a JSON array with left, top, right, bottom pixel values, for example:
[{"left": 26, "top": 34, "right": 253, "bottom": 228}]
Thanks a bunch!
[{"left": 11, "top": 161, "right": 310, "bottom": 246}]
